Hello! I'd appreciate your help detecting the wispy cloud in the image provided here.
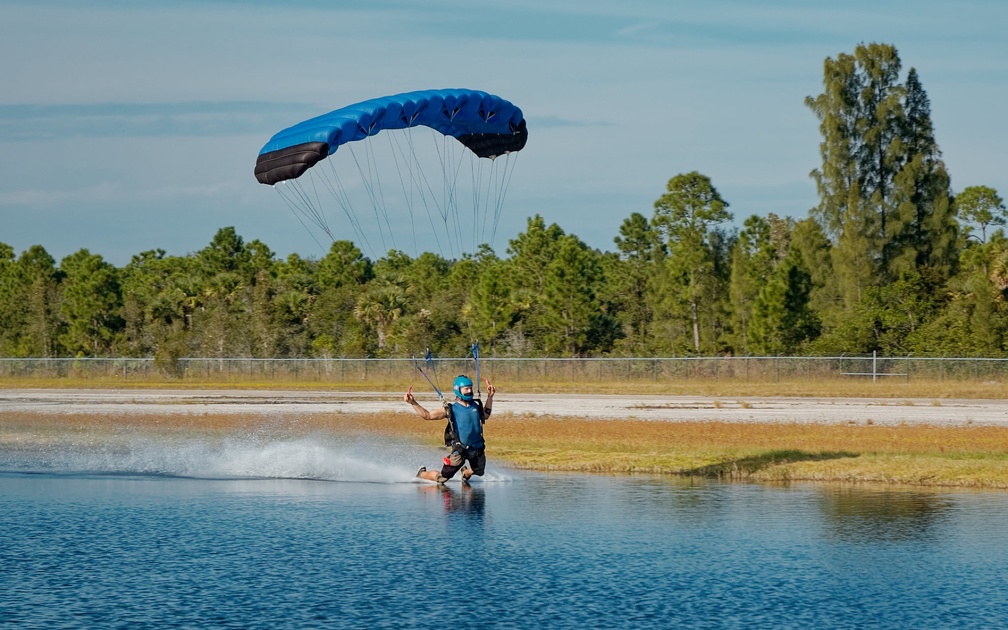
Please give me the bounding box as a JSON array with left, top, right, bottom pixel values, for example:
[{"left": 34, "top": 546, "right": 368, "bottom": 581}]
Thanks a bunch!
[
  {"left": 529, "top": 115, "right": 612, "bottom": 129},
  {"left": 0, "top": 182, "right": 121, "bottom": 207},
  {"left": 0, "top": 102, "right": 316, "bottom": 142}
]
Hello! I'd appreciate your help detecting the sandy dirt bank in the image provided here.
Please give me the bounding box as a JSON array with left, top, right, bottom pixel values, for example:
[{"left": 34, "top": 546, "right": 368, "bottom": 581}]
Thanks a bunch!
[{"left": 2, "top": 388, "right": 1006, "bottom": 426}]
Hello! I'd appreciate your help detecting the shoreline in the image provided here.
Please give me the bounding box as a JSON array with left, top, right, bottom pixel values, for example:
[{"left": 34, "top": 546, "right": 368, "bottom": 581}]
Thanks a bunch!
[{"left": 4, "top": 388, "right": 1008, "bottom": 489}]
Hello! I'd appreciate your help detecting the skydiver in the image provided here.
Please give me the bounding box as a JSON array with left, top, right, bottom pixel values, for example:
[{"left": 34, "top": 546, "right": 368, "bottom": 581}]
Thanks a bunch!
[{"left": 405, "top": 375, "right": 494, "bottom": 484}]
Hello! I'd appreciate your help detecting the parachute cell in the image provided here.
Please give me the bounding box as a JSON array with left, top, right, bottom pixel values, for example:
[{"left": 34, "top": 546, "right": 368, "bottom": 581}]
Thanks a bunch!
[{"left": 255, "top": 89, "right": 527, "bottom": 185}]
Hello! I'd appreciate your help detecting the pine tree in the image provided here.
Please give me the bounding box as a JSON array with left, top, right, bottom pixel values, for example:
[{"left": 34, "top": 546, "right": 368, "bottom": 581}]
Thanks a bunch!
[
  {"left": 651, "top": 172, "right": 732, "bottom": 353},
  {"left": 58, "top": 250, "right": 123, "bottom": 356},
  {"left": 505, "top": 215, "right": 566, "bottom": 353},
  {"left": 887, "top": 68, "right": 957, "bottom": 286},
  {"left": 542, "top": 234, "right": 606, "bottom": 356},
  {"left": 609, "top": 212, "right": 658, "bottom": 353},
  {"left": 466, "top": 258, "right": 516, "bottom": 352},
  {"left": 807, "top": 43, "right": 958, "bottom": 329},
  {"left": 0, "top": 244, "right": 62, "bottom": 356},
  {"left": 728, "top": 215, "right": 774, "bottom": 354},
  {"left": 956, "top": 186, "right": 1006, "bottom": 244}
]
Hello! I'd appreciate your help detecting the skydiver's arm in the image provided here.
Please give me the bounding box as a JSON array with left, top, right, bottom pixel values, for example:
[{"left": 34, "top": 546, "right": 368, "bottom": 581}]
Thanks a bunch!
[
  {"left": 404, "top": 386, "right": 448, "bottom": 420},
  {"left": 483, "top": 379, "right": 495, "bottom": 417}
]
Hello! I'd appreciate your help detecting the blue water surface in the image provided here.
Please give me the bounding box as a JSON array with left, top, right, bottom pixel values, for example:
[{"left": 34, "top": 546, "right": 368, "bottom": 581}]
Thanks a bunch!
[{"left": 2, "top": 435, "right": 1008, "bottom": 628}]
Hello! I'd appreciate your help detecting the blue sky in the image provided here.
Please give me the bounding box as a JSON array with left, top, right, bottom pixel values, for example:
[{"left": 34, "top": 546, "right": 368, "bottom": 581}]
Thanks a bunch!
[{"left": 1, "top": 0, "right": 1006, "bottom": 266}]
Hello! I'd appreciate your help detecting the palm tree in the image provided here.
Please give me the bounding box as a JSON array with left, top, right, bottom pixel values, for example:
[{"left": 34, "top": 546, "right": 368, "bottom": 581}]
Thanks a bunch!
[
  {"left": 353, "top": 274, "right": 413, "bottom": 350},
  {"left": 990, "top": 243, "right": 1008, "bottom": 291}
]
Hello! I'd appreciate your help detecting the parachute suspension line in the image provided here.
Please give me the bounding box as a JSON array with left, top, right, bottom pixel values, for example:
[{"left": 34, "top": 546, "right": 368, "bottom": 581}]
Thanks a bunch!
[
  {"left": 295, "top": 167, "right": 369, "bottom": 288},
  {"left": 346, "top": 140, "right": 393, "bottom": 256},
  {"left": 273, "top": 144, "right": 515, "bottom": 265},
  {"left": 384, "top": 128, "right": 419, "bottom": 256},
  {"left": 452, "top": 140, "right": 471, "bottom": 257},
  {"left": 363, "top": 131, "right": 398, "bottom": 253},
  {"left": 319, "top": 157, "right": 377, "bottom": 259},
  {"left": 444, "top": 136, "right": 472, "bottom": 257},
  {"left": 432, "top": 134, "right": 453, "bottom": 258},
  {"left": 475, "top": 156, "right": 496, "bottom": 251},
  {"left": 386, "top": 127, "right": 449, "bottom": 259},
  {"left": 491, "top": 152, "right": 520, "bottom": 248},
  {"left": 444, "top": 136, "right": 466, "bottom": 259},
  {"left": 432, "top": 119, "right": 458, "bottom": 258},
  {"left": 273, "top": 182, "right": 331, "bottom": 255},
  {"left": 277, "top": 175, "right": 339, "bottom": 247},
  {"left": 484, "top": 156, "right": 503, "bottom": 248},
  {"left": 393, "top": 129, "right": 449, "bottom": 259},
  {"left": 423, "top": 133, "right": 459, "bottom": 260},
  {"left": 465, "top": 150, "right": 514, "bottom": 254},
  {"left": 282, "top": 175, "right": 331, "bottom": 240},
  {"left": 488, "top": 156, "right": 505, "bottom": 246},
  {"left": 470, "top": 156, "right": 485, "bottom": 252}
]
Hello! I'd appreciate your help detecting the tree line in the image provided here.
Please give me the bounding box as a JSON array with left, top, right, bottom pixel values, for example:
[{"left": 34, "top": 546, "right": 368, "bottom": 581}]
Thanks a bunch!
[{"left": 2, "top": 43, "right": 1007, "bottom": 364}]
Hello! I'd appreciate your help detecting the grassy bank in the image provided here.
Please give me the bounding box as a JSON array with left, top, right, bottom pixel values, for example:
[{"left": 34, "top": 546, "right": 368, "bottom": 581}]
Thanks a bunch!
[
  {"left": 476, "top": 416, "right": 1008, "bottom": 488},
  {"left": 5, "top": 409, "right": 1008, "bottom": 489}
]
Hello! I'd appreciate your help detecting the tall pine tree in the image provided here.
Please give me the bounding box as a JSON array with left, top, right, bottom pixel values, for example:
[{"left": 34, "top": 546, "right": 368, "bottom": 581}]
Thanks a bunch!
[
  {"left": 807, "top": 43, "right": 957, "bottom": 325},
  {"left": 651, "top": 172, "right": 732, "bottom": 354}
]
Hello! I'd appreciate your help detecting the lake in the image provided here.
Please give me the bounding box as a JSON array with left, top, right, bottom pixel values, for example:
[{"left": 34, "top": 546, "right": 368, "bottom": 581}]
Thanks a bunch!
[{"left": 2, "top": 430, "right": 1007, "bottom": 628}]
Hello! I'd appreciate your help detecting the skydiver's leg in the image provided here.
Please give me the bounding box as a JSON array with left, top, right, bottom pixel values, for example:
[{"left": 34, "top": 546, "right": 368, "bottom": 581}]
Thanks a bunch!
[
  {"left": 467, "top": 450, "right": 486, "bottom": 479},
  {"left": 416, "top": 467, "right": 448, "bottom": 483}
]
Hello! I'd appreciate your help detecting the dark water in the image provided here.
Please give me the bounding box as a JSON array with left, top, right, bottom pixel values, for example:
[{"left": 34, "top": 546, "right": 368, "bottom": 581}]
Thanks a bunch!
[{"left": 3, "top": 432, "right": 1008, "bottom": 628}]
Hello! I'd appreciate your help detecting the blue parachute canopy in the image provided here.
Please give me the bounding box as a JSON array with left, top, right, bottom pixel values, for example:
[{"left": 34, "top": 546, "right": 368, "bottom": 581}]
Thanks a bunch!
[{"left": 254, "top": 88, "right": 527, "bottom": 185}]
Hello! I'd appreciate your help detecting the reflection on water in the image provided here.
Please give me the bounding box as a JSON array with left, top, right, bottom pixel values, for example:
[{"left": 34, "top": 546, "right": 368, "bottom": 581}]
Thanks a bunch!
[
  {"left": 418, "top": 483, "right": 487, "bottom": 521},
  {"left": 819, "top": 486, "right": 954, "bottom": 543},
  {"left": 3, "top": 431, "right": 1008, "bottom": 627}
]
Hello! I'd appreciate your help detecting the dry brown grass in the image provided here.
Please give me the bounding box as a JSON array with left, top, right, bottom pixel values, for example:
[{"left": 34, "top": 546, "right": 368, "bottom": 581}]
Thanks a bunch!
[
  {"left": 3, "top": 376, "right": 1008, "bottom": 399},
  {"left": 473, "top": 415, "right": 1008, "bottom": 486},
  {"left": 5, "top": 409, "right": 1008, "bottom": 489}
]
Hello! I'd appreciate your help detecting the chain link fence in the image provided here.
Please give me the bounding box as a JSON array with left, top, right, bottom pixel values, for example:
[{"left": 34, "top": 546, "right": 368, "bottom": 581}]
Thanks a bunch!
[{"left": 2, "top": 355, "right": 1007, "bottom": 384}]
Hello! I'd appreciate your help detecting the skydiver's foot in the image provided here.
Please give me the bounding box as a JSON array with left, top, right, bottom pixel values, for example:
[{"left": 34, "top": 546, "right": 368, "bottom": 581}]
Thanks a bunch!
[
  {"left": 416, "top": 466, "right": 426, "bottom": 478},
  {"left": 435, "top": 474, "right": 448, "bottom": 484},
  {"left": 460, "top": 467, "right": 471, "bottom": 484}
]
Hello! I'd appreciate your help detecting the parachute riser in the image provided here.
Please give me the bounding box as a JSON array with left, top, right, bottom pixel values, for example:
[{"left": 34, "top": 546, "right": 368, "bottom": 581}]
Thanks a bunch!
[
  {"left": 413, "top": 347, "right": 447, "bottom": 405},
  {"left": 471, "top": 340, "right": 482, "bottom": 401}
]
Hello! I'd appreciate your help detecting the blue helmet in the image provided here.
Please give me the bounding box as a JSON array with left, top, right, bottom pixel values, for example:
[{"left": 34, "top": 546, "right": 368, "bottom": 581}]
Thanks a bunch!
[{"left": 453, "top": 375, "right": 474, "bottom": 401}]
